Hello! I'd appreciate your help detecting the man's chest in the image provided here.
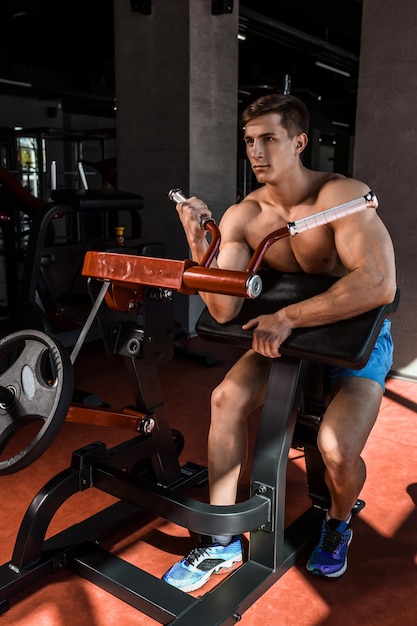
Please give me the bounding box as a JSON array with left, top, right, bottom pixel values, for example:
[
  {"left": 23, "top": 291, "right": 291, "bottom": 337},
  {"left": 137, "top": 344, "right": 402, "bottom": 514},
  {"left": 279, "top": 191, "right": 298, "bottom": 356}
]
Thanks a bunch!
[{"left": 251, "top": 226, "right": 341, "bottom": 275}]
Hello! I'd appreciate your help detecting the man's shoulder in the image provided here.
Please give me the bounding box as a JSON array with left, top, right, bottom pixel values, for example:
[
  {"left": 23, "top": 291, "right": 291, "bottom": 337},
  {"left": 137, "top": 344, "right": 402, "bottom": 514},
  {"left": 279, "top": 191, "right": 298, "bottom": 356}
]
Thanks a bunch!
[
  {"left": 317, "top": 174, "right": 371, "bottom": 206},
  {"left": 226, "top": 191, "right": 263, "bottom": 217},
  {"left": 219, "top": 192, "right": 267, "bottom": 242}
]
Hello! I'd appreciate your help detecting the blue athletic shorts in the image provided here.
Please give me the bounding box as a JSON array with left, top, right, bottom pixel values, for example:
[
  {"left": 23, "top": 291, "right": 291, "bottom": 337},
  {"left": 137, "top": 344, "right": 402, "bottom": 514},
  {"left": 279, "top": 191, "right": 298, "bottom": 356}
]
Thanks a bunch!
[{"left": 324, "top": 319, "right": 393, "bottom": 392}]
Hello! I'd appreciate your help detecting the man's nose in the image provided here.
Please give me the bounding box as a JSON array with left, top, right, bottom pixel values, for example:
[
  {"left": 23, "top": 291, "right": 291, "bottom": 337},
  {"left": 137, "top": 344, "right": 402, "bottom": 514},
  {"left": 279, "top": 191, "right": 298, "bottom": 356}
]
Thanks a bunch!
[{"left": 249, "top": 140, "right": 263, "bottom": 158}]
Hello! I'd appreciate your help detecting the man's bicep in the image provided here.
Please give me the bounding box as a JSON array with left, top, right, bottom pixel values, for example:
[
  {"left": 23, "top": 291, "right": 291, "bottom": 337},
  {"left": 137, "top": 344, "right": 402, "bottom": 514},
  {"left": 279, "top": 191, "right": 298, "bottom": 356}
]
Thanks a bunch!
[
  {"left": 335, "top": 212, "right": 395, "bottom": 275},
  {"left": 217, "top": 239, "right": 252, "bottom": 271}
]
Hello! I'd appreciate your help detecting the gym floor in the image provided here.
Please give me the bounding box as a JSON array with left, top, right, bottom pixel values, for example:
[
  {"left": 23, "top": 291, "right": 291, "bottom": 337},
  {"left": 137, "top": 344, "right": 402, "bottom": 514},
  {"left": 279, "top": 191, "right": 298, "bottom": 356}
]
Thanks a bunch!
[{"left": 0, "top": 335, "right": 416, "bottom": 625}]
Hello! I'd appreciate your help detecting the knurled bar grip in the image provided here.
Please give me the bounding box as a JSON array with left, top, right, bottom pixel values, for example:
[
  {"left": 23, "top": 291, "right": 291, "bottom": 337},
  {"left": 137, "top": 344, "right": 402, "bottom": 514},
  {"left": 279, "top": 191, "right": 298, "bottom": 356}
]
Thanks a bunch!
[
  {"left": 288, "top": 191, "right": 378, "bottom": 235},
  {"left": 168, "top": 188, "right": 189, "bottom": 204}
]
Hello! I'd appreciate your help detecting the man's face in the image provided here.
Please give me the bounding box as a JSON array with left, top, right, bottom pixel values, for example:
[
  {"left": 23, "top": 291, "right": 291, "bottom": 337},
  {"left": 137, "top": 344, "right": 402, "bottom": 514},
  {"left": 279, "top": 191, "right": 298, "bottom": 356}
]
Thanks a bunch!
[{"left": 243, "top": 113, "right": 299, "bottom": 183}]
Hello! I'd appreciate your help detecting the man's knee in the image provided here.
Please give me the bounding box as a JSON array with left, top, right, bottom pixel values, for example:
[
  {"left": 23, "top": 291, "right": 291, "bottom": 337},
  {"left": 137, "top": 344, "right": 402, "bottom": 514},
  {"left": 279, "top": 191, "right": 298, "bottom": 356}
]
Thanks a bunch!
[
  {"left": 212, "top": 378, "right": 246, "bottom": 412},
  {"left": 317, "top": 434, "right": 368, "bottom": 494},
  {"left": 317, "top": 425, "right": 359, "bottom": 475},
  {"left": 211, "top": 374, "right": 263, "bottom": 418}
]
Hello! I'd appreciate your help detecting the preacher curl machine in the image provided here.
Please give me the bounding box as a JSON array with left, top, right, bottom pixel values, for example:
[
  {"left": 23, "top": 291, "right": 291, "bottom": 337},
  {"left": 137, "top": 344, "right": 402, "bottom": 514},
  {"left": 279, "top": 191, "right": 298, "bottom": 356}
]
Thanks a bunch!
[{"left": 0, "top": 190, "right": 398, "bottom": 624}]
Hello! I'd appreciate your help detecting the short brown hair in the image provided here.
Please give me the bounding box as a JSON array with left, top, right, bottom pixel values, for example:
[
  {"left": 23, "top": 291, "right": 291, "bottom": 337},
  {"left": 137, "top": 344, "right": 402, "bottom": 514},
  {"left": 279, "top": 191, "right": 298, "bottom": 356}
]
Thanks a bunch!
[{"left": 241, "top": 93, "right": 310, "bottom": 137}]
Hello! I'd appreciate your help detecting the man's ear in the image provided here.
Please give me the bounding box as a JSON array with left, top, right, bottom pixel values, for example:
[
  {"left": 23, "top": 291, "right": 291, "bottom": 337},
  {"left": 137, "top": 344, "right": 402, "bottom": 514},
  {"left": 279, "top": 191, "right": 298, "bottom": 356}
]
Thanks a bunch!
[{"left": 295, "top": 133, "right": 308, "bottom": 155}]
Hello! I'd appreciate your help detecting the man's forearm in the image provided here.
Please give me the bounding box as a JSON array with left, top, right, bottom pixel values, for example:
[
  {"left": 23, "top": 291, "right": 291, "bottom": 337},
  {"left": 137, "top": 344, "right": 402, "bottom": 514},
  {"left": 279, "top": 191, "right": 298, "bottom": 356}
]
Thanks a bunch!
[{"left": 281, "top": 272, "right": 396, "bottom": 330}]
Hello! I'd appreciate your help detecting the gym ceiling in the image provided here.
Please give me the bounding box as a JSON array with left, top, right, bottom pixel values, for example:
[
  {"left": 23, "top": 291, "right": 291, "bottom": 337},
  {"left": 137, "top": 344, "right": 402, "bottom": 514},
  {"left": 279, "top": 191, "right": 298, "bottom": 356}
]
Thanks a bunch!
[{"left": 0, "top": 0, "right": 362, "bottom": 127}]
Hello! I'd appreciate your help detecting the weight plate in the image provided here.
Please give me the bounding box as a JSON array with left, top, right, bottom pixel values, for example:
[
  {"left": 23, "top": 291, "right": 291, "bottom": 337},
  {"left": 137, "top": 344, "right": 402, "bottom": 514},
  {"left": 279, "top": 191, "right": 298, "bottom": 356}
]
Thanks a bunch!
[{"left": 0, "top": 329, "right": 73, "bottom": 474}]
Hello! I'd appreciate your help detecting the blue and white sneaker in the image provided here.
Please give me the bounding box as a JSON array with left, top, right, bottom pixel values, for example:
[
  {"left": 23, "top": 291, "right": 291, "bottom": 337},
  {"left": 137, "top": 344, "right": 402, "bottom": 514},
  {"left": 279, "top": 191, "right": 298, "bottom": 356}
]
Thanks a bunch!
[
  {"left": 306, "top": 518, "right": 352, "bottom": 578},
  {"left": 162, "top": 535, "right": 243, "bottom": 592}
]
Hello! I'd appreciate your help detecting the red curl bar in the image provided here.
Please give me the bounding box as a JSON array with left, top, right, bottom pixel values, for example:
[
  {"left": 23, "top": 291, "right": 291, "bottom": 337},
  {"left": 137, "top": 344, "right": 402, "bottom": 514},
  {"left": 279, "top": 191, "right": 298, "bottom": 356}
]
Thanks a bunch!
[{"left": 81, "top": 190, "right": 377, "bottom": 312}]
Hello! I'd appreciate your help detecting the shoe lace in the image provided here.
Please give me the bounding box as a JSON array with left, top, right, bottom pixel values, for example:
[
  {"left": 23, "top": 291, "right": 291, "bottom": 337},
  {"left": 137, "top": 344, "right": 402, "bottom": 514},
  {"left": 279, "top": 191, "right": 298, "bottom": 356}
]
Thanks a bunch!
[
  {"left": 321, "top": 527, "right": 347, "bottom": 554},
  {"left": 184, "top": 544, "right": 212, "bottom": 566}
]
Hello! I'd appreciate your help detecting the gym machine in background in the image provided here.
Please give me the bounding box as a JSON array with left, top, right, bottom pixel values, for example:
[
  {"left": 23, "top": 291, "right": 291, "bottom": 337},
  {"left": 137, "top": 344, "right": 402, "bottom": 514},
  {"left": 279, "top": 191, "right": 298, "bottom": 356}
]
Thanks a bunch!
[{"left": 0, "top": 158, "right": 146, "bottom": 338}]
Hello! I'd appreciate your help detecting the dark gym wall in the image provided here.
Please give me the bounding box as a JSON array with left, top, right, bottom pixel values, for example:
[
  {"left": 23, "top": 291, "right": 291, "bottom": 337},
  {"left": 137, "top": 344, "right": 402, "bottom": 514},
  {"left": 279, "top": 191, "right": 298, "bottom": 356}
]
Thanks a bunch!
[
  {"left": 354, "top": 0, "right": 417, "bottom": 377},
  {"left": 114, "top": 0, "right": 238, "bottom": 333}
]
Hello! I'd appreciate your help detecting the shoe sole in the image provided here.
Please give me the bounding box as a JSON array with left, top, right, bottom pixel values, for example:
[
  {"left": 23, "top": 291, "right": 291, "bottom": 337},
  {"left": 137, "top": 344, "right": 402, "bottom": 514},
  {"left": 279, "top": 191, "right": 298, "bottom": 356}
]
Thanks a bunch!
[
  {"left": 176, "top": 553, "right": 243, "bottom": 593},
  {"left": 307, "top": 559, "right": 348, "bottom": 578}
]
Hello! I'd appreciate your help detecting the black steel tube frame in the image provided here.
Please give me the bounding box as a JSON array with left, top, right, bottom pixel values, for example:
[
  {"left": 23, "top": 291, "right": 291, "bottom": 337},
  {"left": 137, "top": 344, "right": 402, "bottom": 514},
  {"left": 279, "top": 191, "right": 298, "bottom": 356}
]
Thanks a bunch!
[
  {"left": 3, "top": 198, "right": 355, "bottom": 622},
  {"left": 0, "top": 353, "right": 324, "bottom": 624},
  {"left": 2, "top": 188, "right": 393, "bottom": 623}
]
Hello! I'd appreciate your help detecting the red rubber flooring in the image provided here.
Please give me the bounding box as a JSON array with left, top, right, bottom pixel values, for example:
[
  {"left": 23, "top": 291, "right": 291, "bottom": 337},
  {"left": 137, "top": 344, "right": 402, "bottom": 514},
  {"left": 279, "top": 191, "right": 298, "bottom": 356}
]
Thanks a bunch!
[{"left": 0, "top": 337, "right": 416, "bottom": 625}]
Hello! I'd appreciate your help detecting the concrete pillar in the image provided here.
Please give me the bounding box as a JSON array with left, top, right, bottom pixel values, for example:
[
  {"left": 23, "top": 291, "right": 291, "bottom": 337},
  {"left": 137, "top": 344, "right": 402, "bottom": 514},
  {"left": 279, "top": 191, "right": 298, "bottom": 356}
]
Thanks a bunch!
[
  {"left": 354, "top": 0, "right": 417, "bottom": 377},
  {"left": 114, "top": 0, "right": 238, "bottom": 333}
]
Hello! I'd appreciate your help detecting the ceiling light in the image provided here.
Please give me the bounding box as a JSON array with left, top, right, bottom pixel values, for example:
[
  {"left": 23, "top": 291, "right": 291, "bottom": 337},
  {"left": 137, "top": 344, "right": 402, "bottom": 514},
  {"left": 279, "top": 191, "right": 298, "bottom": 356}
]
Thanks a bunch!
[
  {"left": 0, "top": 78, "right": 32, "bottom": 88},
  {"left": 315, "top": 61, "right": 350, "bottom": 78}
]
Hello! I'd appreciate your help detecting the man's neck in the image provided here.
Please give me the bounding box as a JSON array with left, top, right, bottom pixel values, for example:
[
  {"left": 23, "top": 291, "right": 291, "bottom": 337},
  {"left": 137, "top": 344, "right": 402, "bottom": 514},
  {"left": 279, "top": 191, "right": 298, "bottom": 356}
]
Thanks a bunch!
[{"left": 265, "top": 166, "right": 314, "bottom": 210}]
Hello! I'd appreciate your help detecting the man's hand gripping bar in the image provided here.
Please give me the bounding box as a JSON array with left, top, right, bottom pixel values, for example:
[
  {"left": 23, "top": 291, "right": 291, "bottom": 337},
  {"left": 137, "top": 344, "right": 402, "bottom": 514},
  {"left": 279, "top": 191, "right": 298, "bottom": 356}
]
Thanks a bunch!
[{"left": 168, "top": 188, "right": 221, "bottom": 268}]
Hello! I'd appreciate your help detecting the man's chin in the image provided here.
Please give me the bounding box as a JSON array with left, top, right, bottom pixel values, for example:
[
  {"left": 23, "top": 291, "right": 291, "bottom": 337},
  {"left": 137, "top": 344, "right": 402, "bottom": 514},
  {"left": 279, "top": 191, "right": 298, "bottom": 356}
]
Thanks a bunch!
[{"left": 253, "top": 170, "right": 269, "bottom": 182}]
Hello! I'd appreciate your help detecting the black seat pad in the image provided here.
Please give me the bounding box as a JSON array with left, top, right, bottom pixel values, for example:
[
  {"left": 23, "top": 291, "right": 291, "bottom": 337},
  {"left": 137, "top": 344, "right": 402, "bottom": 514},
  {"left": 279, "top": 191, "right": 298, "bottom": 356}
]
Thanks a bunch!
[{"left": 196, "top": 271, "right": 399, "bottom": 369}]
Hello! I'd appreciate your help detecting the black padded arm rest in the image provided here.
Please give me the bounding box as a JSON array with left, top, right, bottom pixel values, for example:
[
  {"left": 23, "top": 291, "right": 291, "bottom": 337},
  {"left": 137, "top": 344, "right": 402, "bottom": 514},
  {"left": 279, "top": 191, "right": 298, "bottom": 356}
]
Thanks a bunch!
[
  {"left": 50, "top": 189, "right": 144, "bottom": 212},
  {"left": 196, "top": 271, "right": 400, "bottom": 369}
]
